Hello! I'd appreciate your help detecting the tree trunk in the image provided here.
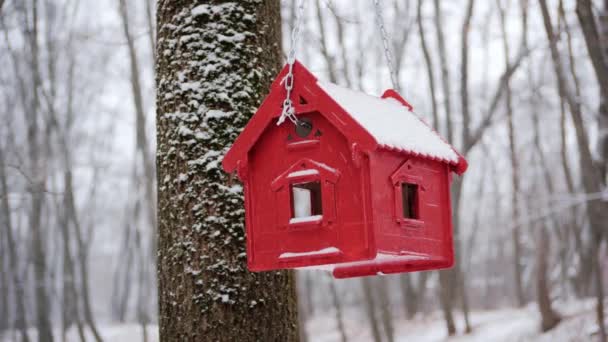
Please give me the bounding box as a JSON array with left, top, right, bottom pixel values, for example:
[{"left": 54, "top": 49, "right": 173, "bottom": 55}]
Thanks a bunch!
[
  {"left": 296, "top": 274, "right": 309, "bottom": 342},
  {"left": 377, "top": 278, "right": 395, "bottom": 342},
  {"left": 156, "top": 1, "right": 298, "bottom": 341},
  {"left": 540, "top": 2, "right": 608, "bottom": 340},
  {"left": 361, "top": 278, "right": 383, "bottom": 342},
  {"left": 498, "top": 0, "right": 525, "bottom": 307},
  {"left": 65, "top": 171, "right": 104, "bottom": 342},
  {"left": 416, "top": 0, "right": 439, "bottom": 131},
  {"left": 26, "top": 2, "right": 53, "bottom": 340},
  {"left": 576, "top": 0, "right": 608, "bottom": 180},
  {"left": 0, "top": 148, "right": 29, "bottom": 342},
  {"left": 433, "top": 0, "right": 452, "bottom": 142},
  {"left": 400, "top": 274, "right": 417, "bottom": 319},
  {"left": 593, "top": 241, "right": 607, "bottom": 342},
  {"left": 328, "top": 278, "right": 347, "bottom": 342},
  {"left": 438, "top": 270, "right": 456, "bottom": 336},
  {"left": 0, "top": 205, "right": 8, "bottom": 335},
  {"left": 535, "top": 223, "right": 561, "bottom": 332}
]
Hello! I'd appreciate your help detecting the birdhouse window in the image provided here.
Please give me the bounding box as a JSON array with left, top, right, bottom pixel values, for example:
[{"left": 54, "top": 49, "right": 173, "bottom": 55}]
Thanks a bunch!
[
  {"left": 401, "top": 183, "right": 418, "bottom": 219},
  {"left": 291, "top": 181, "right": 323, "bottom": 220}
]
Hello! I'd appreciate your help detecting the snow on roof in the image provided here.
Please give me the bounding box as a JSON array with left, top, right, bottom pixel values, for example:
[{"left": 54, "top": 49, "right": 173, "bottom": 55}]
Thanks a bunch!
[{"left": 317, "top": 81, "right": 460, "bottom": 164}]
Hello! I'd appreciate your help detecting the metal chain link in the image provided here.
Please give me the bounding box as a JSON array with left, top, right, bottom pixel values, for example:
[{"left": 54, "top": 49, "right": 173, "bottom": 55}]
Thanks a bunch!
[
  {"left": 373, "top": 0, "right": 399, "bottom": 92},
  {"left": 277, "top": 0, "right": 307, "bottom": 127}
]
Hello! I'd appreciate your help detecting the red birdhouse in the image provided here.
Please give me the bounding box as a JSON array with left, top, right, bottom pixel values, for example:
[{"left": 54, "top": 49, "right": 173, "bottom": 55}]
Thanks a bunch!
[{"left": 223, "top": 61, "right": 467, "bottom": 279}]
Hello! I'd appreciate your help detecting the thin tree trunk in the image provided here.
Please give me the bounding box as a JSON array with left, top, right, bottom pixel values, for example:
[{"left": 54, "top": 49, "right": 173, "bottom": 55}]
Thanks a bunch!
[
  {"left": 576, "top": 0, "right": 608, "bottom": 215},
  {"left": 328, "top": 278, "right": 347, "bottom": 342},
  {"left": 400, "top": 274, "right": 417, "bottom": 319},
  {"left": 64, "top": 171, "right": 103, "bottom": 342},
  {"left": 0, "top": 153, "right": 30, "bottom": 342},
  {"left": 0, "top": 200, "right": 8, "bottom": 335},
  {"left": 296, "top": 273, "right": 309, "bottom": 342},
  {"left": 377, "top": 279, "right": 394, "bottom": 342},
  {"left": 417, "top": 0, "right": 439, "bottom": 131},
  {"left": 25, "top": 2, "right": 53, "bottom": 340},
  {"left": 536, "top": 222, "right": 561, "bottom": 332},
  {"left": 362, "top": 278, "right": 383, "bottom": 342},
  {"left": 438, "top": 270, "right": 456, "bottom": 336},
  {"left": 435, "top": 0, "right": 461, "bottom": 332},
  {"left": 156, "top": 1, "right": 298, "bottom": 340},
  {"left": 144, "top": 0, "right": 156, "bottom": 64},
  {"left": 315, "top": 0, "right": 338, "bottom": 83},
  {"left": 593, "top": 241, "right": 607, "bottom": 342},
  {"left": 456, "top": 1, "right": 475, "bottom": 332},
  {"left": 118, "top": 0, "right": 157, "bottom": 257},
  {"left": 539, "top": 2, "right": 608, "bottom": 340},
  {"left": 498, "top": 0, "right": 525, "bottom": 307},
  {"left": 433, "top": 0, "right": 453, "bottom": 141},
  {"left": 57, "top": 175, "right": 87, "bottom": 342},
  {"left": 559, "top": 0, "right": 594, "bottom": 297},
  {"left": 327, "top": 3, "right": 351, "bottom": 88}
]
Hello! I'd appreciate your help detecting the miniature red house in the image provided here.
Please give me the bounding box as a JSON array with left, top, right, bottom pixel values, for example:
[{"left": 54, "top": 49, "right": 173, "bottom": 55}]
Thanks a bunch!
[{"left": 222, "top": 61, "right": 467, "bottom": 279}]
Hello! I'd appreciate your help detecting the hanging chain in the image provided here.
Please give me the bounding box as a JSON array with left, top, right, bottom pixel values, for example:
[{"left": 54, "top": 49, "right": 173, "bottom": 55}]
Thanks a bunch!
[
  {"left": 277, "top": 0, "right": 307, "bottom": 127},
  {"left": 373, "top": 0, "right": 399, "bottom": 92}
]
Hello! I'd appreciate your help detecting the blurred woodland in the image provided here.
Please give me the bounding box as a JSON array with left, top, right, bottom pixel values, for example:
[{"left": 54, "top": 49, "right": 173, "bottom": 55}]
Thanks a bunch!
[{"left": 1, "top": 0, "right": 608, "bottom": 341}]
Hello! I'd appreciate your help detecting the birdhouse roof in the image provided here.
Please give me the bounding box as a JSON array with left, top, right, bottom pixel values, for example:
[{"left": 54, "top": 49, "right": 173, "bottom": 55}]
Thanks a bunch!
[
  {"left": 222, "top": 61, "right": 467, "bottom": 175},
  {"left": 317, "top": 81, "right": 465, "bottom": 171}
]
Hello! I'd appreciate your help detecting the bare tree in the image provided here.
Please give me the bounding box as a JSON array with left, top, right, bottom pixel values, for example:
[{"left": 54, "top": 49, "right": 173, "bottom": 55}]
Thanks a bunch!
[
  {"left": 576, "top": 0, "right": 608, "bottom": 179},
  {"left": 538, "top": 1, "right": 608, "bottom": 340},
  {"left": 23, "top": 1, "right": 54, "bottom": 339},
  {"left": 497, "top": 0, "right": 526, "bottom": 308},
  {"left": 362, "top": 278, "right": 383, "bottom": 342},
  {"left": 0, "top": 147, "right": 30, "bottom": 342},
  {"left": 417, "top": 0, "right": 439, "bottom": 131},
  {"left": 377, "top": 279, "right": 395, "bottom": 342},
  {"left": 328, "top": 277, "right": 347, "bottom": 342},
  {"left": 315, "top": 0, "right": 338, "bottom": 84}
]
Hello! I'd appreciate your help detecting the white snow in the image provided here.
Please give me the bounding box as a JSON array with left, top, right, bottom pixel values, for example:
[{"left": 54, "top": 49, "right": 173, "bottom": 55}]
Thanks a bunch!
[
  {"left": 288, "top": 169, "right": 319, "bottom": 178},
  {"left": 279, "top": 246, "right": 340, "bottom": 259},
  {"left": 307, "top": 299, "right": 598, "bottom": 342},
  {"left": 318, "top": 81, "right": 459, "bottom": 163},
  {"left": 4, "top": 299, "right": 597, "bottom": 342},
  {"left": 289, "top": 214, "right": 323, "bottom": 224}
]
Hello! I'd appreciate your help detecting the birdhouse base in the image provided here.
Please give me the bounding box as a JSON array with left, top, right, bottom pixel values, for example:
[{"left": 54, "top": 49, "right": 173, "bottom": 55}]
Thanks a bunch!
[{"left": 297, "top": 252, "right": 452, "bottom": 279}]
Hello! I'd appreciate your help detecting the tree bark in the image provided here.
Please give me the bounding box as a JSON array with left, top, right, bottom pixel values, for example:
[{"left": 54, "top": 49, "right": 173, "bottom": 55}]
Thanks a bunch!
[{"left": 156, "top": 1, "right": 298, "bottom": 340}]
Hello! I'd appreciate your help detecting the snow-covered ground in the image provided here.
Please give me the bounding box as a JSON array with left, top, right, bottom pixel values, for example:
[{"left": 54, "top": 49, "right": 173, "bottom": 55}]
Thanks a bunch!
[
  {"left": 308, "top": 299, "right": 603, "bottom": 342},
  {"left": 1, "top": 300, "right": 603, "bottom": 341},
  {"left": 0, "top": 324, "right": 159, "bottom": 342}
]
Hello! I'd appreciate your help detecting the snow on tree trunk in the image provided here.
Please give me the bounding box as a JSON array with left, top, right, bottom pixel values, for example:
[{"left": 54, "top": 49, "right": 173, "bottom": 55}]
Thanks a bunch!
[{"left": 156, "top": 1, "right": 299, "bottom": 340}]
